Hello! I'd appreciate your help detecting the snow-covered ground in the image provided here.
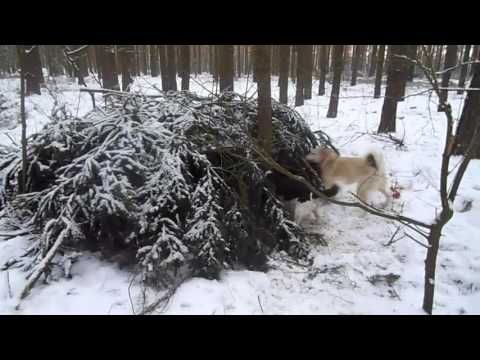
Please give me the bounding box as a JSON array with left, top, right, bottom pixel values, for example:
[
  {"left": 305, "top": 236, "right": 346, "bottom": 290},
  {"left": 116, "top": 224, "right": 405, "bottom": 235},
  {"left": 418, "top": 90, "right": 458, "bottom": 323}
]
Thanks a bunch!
[{"left": 1, "top": 73, "right": 479, "bottom": 315}]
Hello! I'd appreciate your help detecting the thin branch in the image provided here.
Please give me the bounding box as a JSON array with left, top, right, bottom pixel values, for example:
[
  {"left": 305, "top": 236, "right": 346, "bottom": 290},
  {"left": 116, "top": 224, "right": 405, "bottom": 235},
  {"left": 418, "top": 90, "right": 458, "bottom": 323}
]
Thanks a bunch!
[{"left": 404, "top": 232, "right": 431, "bottom": 249}]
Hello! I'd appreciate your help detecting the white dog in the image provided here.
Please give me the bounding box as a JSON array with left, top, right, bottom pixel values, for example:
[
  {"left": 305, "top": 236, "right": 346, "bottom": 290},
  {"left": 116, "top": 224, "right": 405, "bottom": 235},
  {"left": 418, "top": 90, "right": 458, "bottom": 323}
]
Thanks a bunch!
[{"left": 306, "top": 146, "right": 389, "bottom": 206}]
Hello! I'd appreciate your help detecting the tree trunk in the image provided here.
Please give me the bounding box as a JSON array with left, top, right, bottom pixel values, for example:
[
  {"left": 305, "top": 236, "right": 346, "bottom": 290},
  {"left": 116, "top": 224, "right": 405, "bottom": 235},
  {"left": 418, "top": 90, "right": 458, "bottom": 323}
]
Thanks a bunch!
[
  {"left": 368, "top": 45, "right": 378, "bottom": 77},
  {"left": 158, "top": 45, "right": 168, "bottom": 91},
  {"left": 438, "top": 45, "right": 458, "bottom": 111},
  {"left": 407, "top": 45, "right": 417, "bottom": 82},
  {"left": 303, "top": 45, "right": 314, "bottom": 100},
  {"left": 18, "top": 51, "right": 27, "bottom": 194},
  {"left": 378, "top": 45, "right": 409, "bottom": 133},
  {"left": 179, "top": 45, "right": 191, "bottom": 91},
  {"left": 434, "top": 45, "right": 444, "bottom": 73},
  {"left": 295, "top": 45, "right": 307, "bottom": 106},
  {"left": 166, "top": 45, "right": 177, "bottom": 91},
  {"left": 453, "top": 63, "right": 480, "bottom": 158},
  {"left": 236, "top": 45, "right": 242, "bottom": 78},
  {"left": 351, "top": 45, "right": 360, "bottom": 86},
  {"left": 423, "top": 215, "right": 450, "bottom": 315},
  {"left": 219, "top": 45, "right": 234, "bottom": 92},
  {"left": 469, "top": 45, "right": 479, "bottom": 77},
  {"left": 279, "top": 45, "right": 290, "bottom": 105},
  {"left": 16, "top": 45, "right": 42, "bottom": 96},
  {"left": 66, "top": 45, "right": 88, "bottom": 86},
  {"left": 290, "top": 46, "right": 296, "bottom": 83},
  {"left": 255, "top": 45, "right": 272, "bottom": 155},
  {"left": 326, "top": 45, "right": 345, "bottom": 118},
  {"left": 96, "top": 45, "right": 119, "bottom": 90},
  {"left": 374, "top": 45, "right": 386, "bottom": 99},
  {"left": 318, "top": 45, "right": 329, "bottom": 96},
  {"left": 457, "top": 45, "right": 472, "bottom": 95},
  {"left": 150, "top": 45, "right": 159, "bottom": 77},
  {"left": 118, "top": 45, "right": 134, "bottom": 91}
]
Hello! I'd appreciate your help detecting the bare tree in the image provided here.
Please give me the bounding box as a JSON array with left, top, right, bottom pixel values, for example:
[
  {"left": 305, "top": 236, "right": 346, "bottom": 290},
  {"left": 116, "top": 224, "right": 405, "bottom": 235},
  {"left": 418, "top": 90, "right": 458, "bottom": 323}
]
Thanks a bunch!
[
  {"left": 326, "top": 45, "right": 345, "bottom": 118},
  {"left": 303, "top": 45, "right": 314, "bottom": 99},
  {"left": 255, "top": 45, "right": 273, "bottom": 155},
  {"left": 351, "top": 45, "right": 360, "bottom": 86},
  {"left": 219, "top": 45, "right": 234, "bottom": 92},
  {"left": 17, "top": 47, "right": 28, "bottom": 194},
  {"left": 159, "top": 45, "right": 168, "bottom": 91},
  {"left": 96, "top": 45, "right": 119, "bottom": 90},
  {"left": 374, "top": 45, "right": 386, "bottom": 99},
  {"left": 434, "top": 45, "right": 444, "bottom": 72},
  {"left": 453, "top": 63, "right": 480, "bottom": 157},
  {"left": 368, "top": 45, "right": 378, "bottom": 77},
  {"left": 470, "top": 45, "right": 479, "bottom": 77},
  {"left": 117, "top": 45, "right": 134, "bottom": 91},
  {"left": 414, "top": 50, "right": 480, "bottom": 314},
  {"left": 318, "top": 45, "right": 329, "bottom": 96},
  {"left": 64, "top": 45, "right": 88, "bottom": 87},
  {"left": 279, "top": 45, "right": 290, "bottom": 105},
  {"left": 16, "top": 45, "right": 42, "bottom": 95},
  {"left": 150, "top": 45, "right": 159, "bottom": 77},
  {"left": 438, "top": 45, "right": 458, "bottom": 112},
  {"left": 295, "top": 45, "right": 307, "bottom": 106},
  {"left": 166, "top": 45, "right": 177, "bottom": 91},
  {"left": 378, "top": 45, "right": 409, "bottom": 133},
  {"left": 179, "top": 45, "right": 191, "bottom": 91},
  {"left": 407, "top": 45, "right": 417, "bottom": 82},
  {"left": 457, "top": 45, "right": 472, "bottom": 95}
]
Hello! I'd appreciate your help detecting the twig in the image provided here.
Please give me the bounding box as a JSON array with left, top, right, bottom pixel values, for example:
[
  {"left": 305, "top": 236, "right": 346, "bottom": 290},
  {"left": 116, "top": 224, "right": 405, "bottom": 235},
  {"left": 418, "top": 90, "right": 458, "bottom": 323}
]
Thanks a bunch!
[
  {"left": 139, "top": 277, "right": 187, "bottom": 315},
  {"left": 6, "top": 271, "right": 13, "bottom": 299},
  {"left": 257, "top": 295, "right": 264, "bottom": 314},
  {"left": 383, "top": 226, "right": 402, "bottom": 247},
  {"left": 404, "top": 232, "right": 431, "bottom": 249}
]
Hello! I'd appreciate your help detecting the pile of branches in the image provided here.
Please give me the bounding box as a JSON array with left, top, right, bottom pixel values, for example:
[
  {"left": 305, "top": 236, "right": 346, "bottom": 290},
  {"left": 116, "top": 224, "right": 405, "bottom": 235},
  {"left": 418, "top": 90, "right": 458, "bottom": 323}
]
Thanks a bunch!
[{"left": 0, "top": 90, "right": 335, "bottom": 295}]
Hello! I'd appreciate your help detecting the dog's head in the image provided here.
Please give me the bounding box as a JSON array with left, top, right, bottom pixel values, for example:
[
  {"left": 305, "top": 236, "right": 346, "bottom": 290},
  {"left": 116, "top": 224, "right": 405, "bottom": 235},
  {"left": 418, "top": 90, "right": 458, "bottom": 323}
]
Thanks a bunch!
[{"left": 306, "top": 147, "right": 337, "bottom": 169}]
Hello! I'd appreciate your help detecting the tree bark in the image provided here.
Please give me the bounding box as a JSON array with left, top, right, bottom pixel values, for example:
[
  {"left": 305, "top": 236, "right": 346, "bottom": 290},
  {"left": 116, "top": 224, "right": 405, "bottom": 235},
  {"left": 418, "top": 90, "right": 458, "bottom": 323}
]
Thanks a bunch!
[
  {"left": 166, "top": 45, "right": 177, "bottom": 91},
  {"left": 158, "top": 45, "right": 168, "bottom": 91},
  {"left": 255, "top": 45, "right": 273, "bottom": 155},
  {"left": 96, "top": 45, "right": 119, "bottom": 90},
  {"left": 318, "top": 45, "right": 329, "bottom": 96},
  {"left": 378, "top": 45, "right": 409, "bottom": 133},
  {"left": 457, "top": 45, "right": 472, "bottom": 95},
  {"left": 150, "top": 45, "right": 159, "bottom": 77},
  {"left": 18, "top": 50, "right": 28, "bottom": 194},
  {"left": 219, "top": 45, "right": 234, "bottom": 92},
  {"left": 351, "top": 45, "right": 360, "bottom": 86},
  {"left": 118, "top": 45, "right": 134, "bottom": 91},
  {"left": 368, "top": 45, "right": 378, "bottom": 77},
  {"left": 179, "top": 45, "right": 191, "bottom": 91},
  {"left": 469, "top": 45, "right": 479, "bottom": 77},
  {"left": 16, "top": 45, "right": 42, "bottom": 96},
  {"left": 438, "top": 45, "right": 458, "bottom": 111},
  {"left": 374, "top": 45, "right": 386, "bottom": 99},
  {"left": 295, "top": 45, "right": 308, "bottom": 106},
  {"left": 303, "top": 45, "right": 314, "bottom": 99},
  {"left": 407, "top": 45, "right": 417, "bottom": 82},
  {"left": 326, "top": 45, "right": 344, "bottom": 118},
  {"left": 434, "top": 45, "right": 444, "bottom": 73},
  {"left": 279, "top": 45, "right": 290, "bottom": 105},
  {"left": 453, "top": 63, "right": 480, "bottom": 158}
]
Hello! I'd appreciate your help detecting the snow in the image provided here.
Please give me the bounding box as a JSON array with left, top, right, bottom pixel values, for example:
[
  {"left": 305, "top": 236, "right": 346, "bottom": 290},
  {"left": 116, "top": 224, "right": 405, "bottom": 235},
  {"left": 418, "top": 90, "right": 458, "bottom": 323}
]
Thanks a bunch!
[{"left": 1, "top": 73, "right": 480, "bottom": 315}]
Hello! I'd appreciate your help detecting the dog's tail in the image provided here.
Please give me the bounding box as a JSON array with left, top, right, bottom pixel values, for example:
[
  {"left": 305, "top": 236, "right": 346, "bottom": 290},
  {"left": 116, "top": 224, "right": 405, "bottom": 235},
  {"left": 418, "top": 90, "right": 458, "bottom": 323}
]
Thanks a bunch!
[{"left": 365, "top": 150, "right": 385, "bottom": 176}]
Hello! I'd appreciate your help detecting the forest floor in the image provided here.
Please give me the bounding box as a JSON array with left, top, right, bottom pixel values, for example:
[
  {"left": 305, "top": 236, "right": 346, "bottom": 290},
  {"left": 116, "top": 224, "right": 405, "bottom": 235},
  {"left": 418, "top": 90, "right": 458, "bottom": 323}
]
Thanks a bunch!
[{"left": 0, "top": 73, "right": 479, "bottom": 315}]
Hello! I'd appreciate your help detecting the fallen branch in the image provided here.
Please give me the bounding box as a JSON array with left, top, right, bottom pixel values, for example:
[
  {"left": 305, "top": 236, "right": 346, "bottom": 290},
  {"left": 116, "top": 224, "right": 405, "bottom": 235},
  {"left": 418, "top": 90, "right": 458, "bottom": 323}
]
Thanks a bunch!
[{"left": 16, "top": 221, "right": 70, "bottom": 306}]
